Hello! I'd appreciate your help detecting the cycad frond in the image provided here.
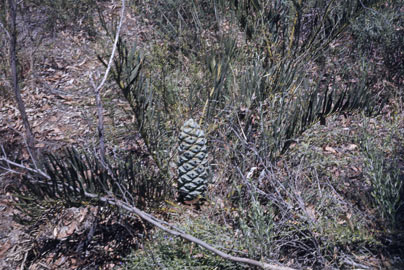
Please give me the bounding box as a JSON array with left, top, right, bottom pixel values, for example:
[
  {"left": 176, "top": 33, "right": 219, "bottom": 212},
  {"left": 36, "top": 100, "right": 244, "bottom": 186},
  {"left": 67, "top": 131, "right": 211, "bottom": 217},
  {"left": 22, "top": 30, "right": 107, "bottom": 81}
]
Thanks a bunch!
[{"left": 11, "top": 148, "right": 169, "bottom": 214}]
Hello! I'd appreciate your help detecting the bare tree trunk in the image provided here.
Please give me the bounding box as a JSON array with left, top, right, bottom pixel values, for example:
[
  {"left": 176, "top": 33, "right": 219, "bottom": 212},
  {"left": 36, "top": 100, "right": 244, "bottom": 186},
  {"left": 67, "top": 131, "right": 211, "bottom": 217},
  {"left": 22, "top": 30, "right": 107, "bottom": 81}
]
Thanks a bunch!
[{"left": 8, "top": 0, "right": 35, "bottom": 150}]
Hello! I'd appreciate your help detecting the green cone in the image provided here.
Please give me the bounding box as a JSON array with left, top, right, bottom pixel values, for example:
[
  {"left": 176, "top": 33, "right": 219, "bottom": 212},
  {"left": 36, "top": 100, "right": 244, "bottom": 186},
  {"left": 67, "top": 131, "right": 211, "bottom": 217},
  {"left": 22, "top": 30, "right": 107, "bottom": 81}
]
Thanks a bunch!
[{"left": 177, "top": 119, "right": 208, "bottom": 201}]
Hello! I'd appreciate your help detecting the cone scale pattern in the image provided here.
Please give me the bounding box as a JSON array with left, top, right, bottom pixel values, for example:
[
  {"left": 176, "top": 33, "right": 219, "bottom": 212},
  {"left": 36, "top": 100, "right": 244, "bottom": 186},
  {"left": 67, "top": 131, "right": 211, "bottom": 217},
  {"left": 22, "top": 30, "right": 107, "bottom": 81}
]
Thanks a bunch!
[{"left": 177, "top": 119, "right": 208, "bottom": 202}]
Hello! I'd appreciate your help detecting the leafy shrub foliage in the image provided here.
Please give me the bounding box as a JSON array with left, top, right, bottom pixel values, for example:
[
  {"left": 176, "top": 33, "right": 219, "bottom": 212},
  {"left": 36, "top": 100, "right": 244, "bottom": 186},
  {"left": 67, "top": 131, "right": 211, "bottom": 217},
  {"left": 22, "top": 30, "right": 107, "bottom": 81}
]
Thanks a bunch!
[
  {"left": 350, "top": 1, "right": 404, "bottom": 84},
  {"left": 361, "top": 127, "right": 404, "bottom": 228},
  {"left": 124, "top": 216, "right": 246, "bottom": 270}
]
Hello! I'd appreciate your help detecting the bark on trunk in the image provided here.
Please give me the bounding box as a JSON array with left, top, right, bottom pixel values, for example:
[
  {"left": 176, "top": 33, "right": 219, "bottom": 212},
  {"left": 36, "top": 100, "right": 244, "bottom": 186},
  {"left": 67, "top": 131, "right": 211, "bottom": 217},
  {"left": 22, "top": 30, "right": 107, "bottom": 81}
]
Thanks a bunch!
[{"left": 8, "top": 0, "right": 35, "bottom": 150}]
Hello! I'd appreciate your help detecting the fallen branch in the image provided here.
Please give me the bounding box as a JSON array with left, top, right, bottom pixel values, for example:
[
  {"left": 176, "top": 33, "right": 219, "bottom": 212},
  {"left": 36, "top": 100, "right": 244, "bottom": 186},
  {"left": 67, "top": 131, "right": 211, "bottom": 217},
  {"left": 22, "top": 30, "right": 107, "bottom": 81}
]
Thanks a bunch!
[
  {"left": 108, "top": 197, "right": 296, "bottom": 270},
  {"left": 0, "top": 153, "right": 296, "bottom": 270}
]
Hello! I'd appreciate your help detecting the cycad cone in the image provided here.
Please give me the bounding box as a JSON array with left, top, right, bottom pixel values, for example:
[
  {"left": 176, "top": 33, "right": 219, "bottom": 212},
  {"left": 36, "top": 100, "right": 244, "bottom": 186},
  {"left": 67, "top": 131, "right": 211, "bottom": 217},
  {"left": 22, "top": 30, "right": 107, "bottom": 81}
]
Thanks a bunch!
[{"left": 177, "top": 119, "right": 208, "bottom": 201}]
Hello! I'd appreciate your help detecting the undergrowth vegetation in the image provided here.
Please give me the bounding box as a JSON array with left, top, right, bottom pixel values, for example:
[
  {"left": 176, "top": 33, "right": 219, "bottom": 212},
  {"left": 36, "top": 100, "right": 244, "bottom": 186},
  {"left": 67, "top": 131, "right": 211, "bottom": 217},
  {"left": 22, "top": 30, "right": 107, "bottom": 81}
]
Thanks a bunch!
[
  {"left": 124, "top": 214, "right": 246, "bottom": 269},
  {"left": 1, "top": 0, "right": 403, "bottom": 269}
]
